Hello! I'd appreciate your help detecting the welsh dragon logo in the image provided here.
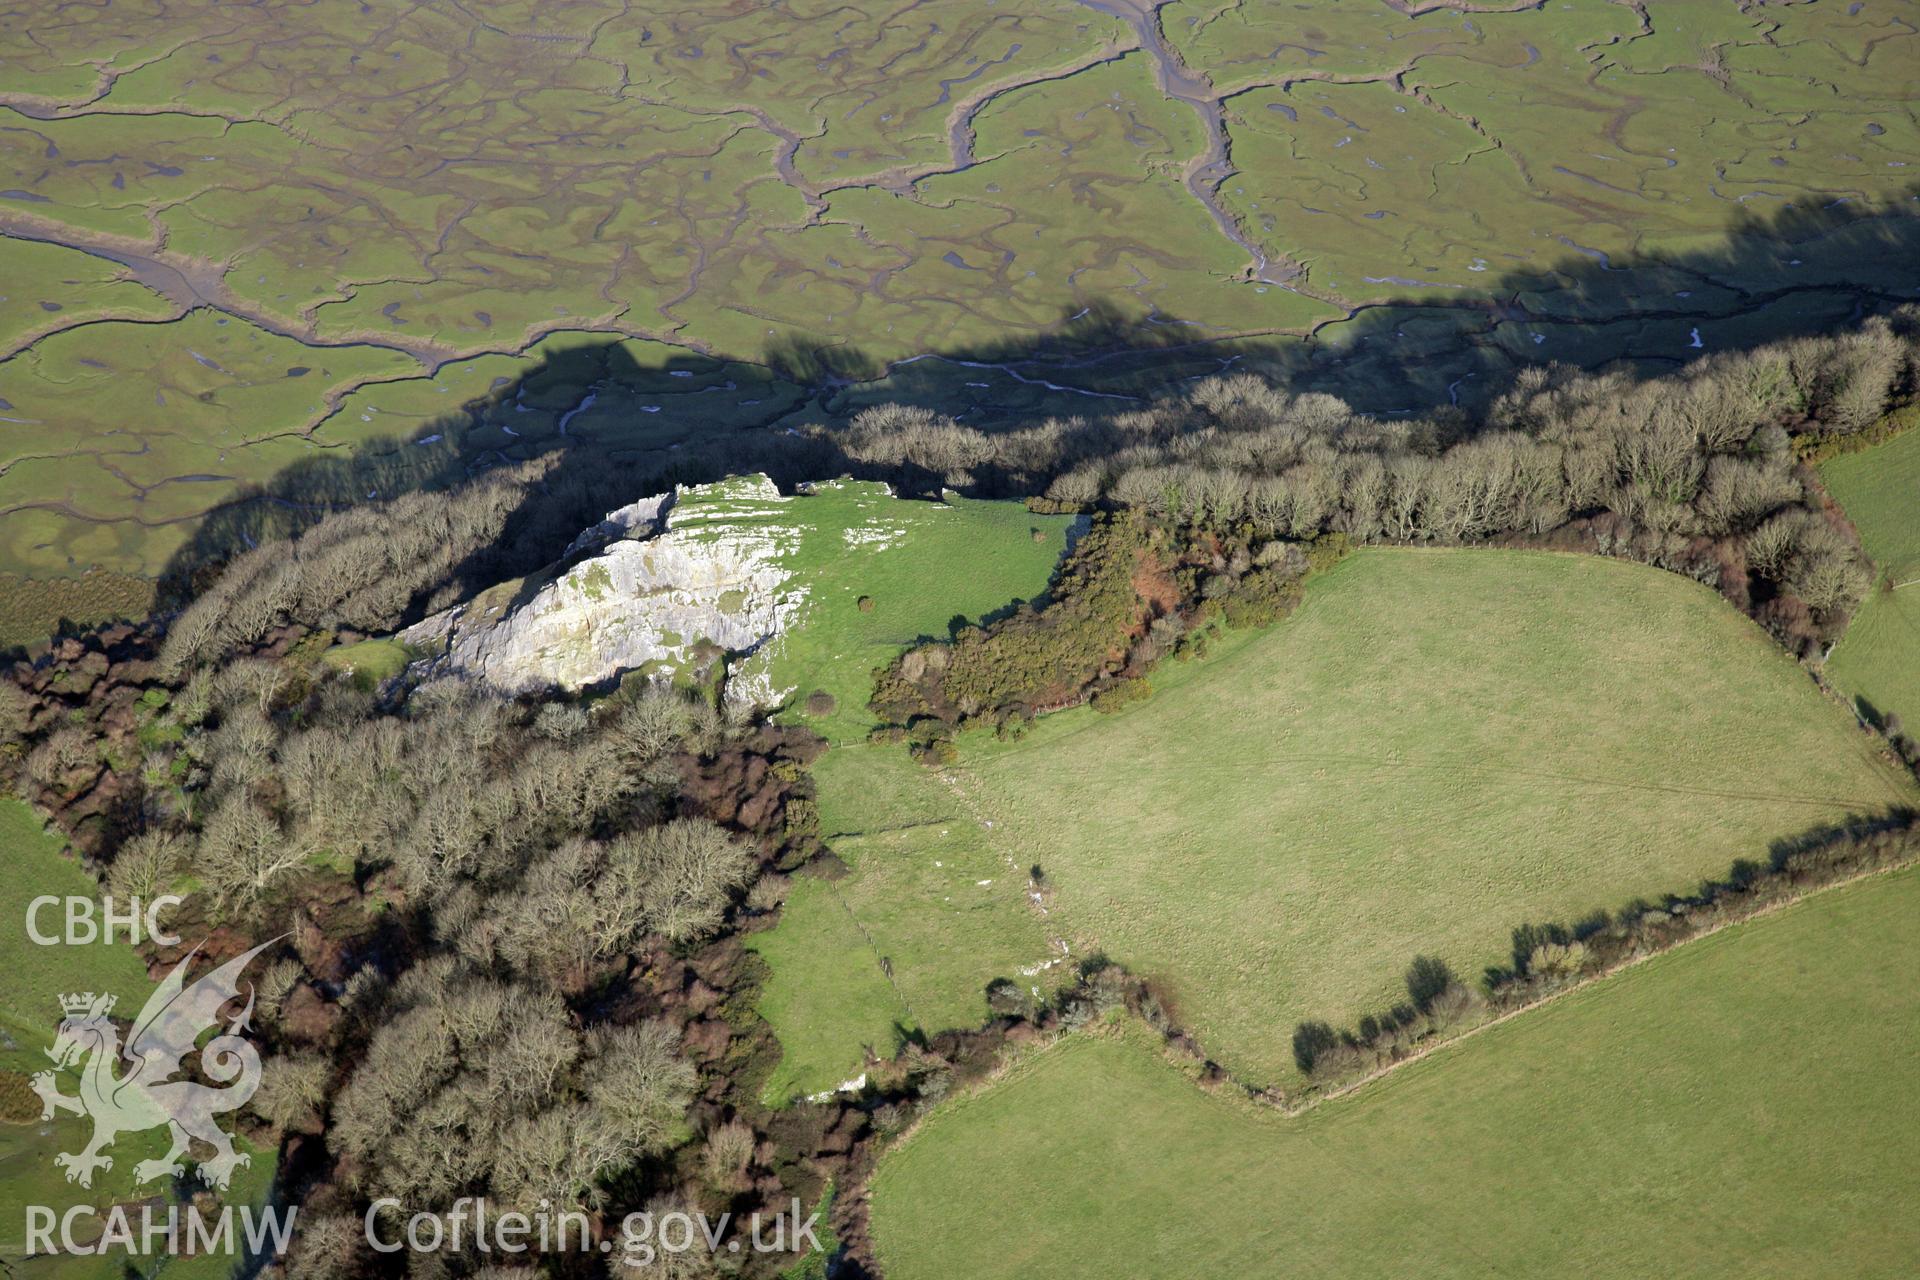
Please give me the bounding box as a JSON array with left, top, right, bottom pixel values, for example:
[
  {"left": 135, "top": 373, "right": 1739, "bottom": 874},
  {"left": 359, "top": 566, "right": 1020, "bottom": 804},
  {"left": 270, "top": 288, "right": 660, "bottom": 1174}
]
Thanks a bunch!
[{"left": 29, "top": 938, "right": 279, "bottom": 1190}]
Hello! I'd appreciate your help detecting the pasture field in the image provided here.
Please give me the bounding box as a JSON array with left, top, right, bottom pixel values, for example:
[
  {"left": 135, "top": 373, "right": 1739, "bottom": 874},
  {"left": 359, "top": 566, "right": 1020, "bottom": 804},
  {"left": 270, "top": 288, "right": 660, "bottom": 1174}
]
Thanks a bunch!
[
  {"left": 1822, "top": 423, "right": 1920, "bottom": 582},
  {"left": 774, "top": 548, "right": 1912, "bottom": 1087},
  {"left": 0, "top": 796, "right": 165, "bottom": 1247},
  {"left": 745, "top": 489, "right": 1075, "bottom": 1099},
  {"left": 1822, "top": 424, "right": 1920, "bottom": 730},
  {"left": 957, "top": 548, "right": 1912, "bottom": 1080},
  {"left": 751, "top": 744, "right": 1068, "bottom": 1102},
  {"left": 1825, "top": 589, "right": 1920, "bottom": 732},
  {"left": 0, "top": 797, "right": 276, "bottom": 1273},
  {"left": 0, "top": 798, "right": 151, "bottom": 1071},
  {"left": 869, "top": 865, "right": 1920, "bottom": 1280},
  {"left": 2, "top": 0, "right": 1916, "bottom": 626}
]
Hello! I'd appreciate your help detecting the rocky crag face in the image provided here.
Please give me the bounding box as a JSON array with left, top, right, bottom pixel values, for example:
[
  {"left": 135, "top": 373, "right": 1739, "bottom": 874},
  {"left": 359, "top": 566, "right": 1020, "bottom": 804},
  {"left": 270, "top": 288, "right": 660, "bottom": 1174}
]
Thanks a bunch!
[
  {"left": 398, "top": 473, "right": 1064, "bottom": 718},
  {"left": 403, "top": 475, "right": 808, "bottom": 701}
]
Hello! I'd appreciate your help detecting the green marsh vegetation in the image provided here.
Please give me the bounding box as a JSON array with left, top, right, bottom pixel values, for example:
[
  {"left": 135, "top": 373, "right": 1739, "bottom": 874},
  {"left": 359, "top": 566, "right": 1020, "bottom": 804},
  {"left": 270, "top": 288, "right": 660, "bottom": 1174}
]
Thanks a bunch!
[{"left": 2, "top": 0, "right": 1917, "bottom": 635}]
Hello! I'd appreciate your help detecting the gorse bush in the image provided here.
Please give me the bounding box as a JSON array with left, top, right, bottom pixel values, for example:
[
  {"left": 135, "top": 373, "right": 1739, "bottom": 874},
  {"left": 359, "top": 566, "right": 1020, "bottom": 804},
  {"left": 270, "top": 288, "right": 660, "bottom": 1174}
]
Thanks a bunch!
[
  {"left": 872, "top": 514, "right": 1154, "bottom": 725},
  {"left": 1090, "top": 678, "right": 1153, "bottom": 714},
  {"left": 945, "top": 518, "right": 1152, "bottom": 708}
]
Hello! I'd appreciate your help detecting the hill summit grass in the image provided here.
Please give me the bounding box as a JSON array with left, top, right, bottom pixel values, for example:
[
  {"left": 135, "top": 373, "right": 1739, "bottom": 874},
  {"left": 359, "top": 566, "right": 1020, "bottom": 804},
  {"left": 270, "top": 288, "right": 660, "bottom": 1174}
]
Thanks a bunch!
[
  {"left": 870, "top": 867, "right": 1920, "bottom": 1280},
  {"left": 817, "top": 547, "right": 1911, "bottom": 1086}
]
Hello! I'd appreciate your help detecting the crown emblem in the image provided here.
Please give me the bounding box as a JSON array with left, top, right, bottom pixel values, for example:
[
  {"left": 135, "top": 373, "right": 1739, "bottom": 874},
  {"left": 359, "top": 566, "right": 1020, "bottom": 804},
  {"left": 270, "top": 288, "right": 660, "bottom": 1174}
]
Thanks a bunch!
[{"left": 58, "top": 992, "right": 114, "bottom": 1017}]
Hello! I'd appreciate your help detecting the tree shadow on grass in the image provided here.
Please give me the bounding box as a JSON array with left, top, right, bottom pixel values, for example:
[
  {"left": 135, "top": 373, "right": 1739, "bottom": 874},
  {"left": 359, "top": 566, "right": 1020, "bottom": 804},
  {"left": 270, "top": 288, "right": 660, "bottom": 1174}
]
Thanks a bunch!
[
  {"left": 1286, "top": 808, "right": 1917, "bottom": 1081},
  {"left": 1487, "top": 808, "right": 1918, "bottom": 988}
]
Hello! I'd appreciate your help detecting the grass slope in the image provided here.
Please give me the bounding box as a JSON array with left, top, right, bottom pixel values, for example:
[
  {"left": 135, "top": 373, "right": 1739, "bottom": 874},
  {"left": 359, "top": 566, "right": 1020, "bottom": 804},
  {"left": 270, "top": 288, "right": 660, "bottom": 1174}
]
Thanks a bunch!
[
  {"left": 872, "top": 867, "right": 1920, "bottom": 1280},
  {"left": 930, "top": 548, "right": 1909, "bottom": 1082},
  {"left": 0, "top": 799, "right": 181, "bottom": 1264},
  {"left": 746, "top": 491, "right": 1075, "bottom": 1100},
  {"left": 1822, "top": 425, "right": 1920, "bottom": 581},
  {"left": 753, "top": 744, "right": 1068, "bottom": 1103},
  {"left": 0, "top": 798, "right": 152, "bottom": 1069},
  {"left": 1822, "top": 426, "right": 1920, "bottom": 729},
  {"left": 1826, "top": 590, "right": 1920, "bottom": 730}
]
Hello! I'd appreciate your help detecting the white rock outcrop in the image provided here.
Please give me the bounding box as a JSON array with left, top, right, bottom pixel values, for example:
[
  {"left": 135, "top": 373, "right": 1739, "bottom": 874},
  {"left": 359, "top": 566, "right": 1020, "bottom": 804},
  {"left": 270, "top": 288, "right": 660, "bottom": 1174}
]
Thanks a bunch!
[
  {"left": 562, "top": 490, "right": 676, "bottom": 559},
  {"left": 403, "top": 476, "right": 802, "bottom": 697}
]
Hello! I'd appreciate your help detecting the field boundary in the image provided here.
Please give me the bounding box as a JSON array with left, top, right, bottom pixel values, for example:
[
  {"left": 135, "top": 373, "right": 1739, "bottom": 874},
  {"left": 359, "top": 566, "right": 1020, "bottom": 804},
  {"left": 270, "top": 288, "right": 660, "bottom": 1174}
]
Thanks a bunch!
[
  {"left": 874, "top": 851, "right": 1919, "bottom": 1177},
  {"left": 909, "top": 546, "right": 1915, "bottom": 1079},
  {"left": 1282, "top": 853, "right": 1918, "bottom": 1116},
  {"left": 865, "top": 864, "right": 1920, "bottom": 1280},
  {"left": 857, "top": 820, "right": 1920, "bottom": 1218}
]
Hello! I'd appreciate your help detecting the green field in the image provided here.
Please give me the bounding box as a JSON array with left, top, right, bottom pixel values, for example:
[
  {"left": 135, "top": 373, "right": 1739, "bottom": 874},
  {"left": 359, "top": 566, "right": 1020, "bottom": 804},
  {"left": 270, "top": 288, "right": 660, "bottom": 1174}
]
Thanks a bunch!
[
  {"left": 765, "top": 548, "right": 1912, "bottom": 1087},
  {"left": 745, "top": 489, "right": 1075, "bottom": 1100},
  {"left": 0, "top": 798, "right": 151, "bottom": 1072},
  {"left": 1823, "top": 426, "right": 1920, "bottom": 731},
  {"left": 0, "top": 797, "right": 276, "bottom": 1277},
  {"left": 753, "top": 744, "right": 1070, "bottom": 1102},
  {"left": 2, "top": 0, "right": 1915, "bottom": 620},
  {"left": 1823, "top": 426, "right": 1920, "bottom": 582},
  {"left": 745, "top": 482, "right": 1076, "bottom": 745},
  {"left": 871, "top": 866, "right": 1920, "bottom": 1279},
  {"left": 0, "top": 794, "right": 163, "bottom": 1268}
]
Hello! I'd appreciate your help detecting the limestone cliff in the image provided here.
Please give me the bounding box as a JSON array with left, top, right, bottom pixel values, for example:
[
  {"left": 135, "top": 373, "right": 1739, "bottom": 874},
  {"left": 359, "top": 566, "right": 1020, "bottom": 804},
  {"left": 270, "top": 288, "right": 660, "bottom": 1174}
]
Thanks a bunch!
[{"left": 402, "top": 476, "right": 802, "bottom": 698}]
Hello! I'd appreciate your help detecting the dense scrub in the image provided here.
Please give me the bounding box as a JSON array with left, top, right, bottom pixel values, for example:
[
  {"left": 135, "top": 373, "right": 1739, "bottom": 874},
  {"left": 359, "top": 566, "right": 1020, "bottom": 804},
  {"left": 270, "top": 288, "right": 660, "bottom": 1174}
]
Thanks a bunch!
[
  {"left": 869, "top": 511, "right": 1348, "bottom": 740},
  {"left": 869, "top": 515, "right": 1153, "bottom": 731},
  {"left": 2, "top": 606, "right": 874, "bottom": 1276},
  {"left": 823, "top": 314, "right": 1920, "bottom": 654}
]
